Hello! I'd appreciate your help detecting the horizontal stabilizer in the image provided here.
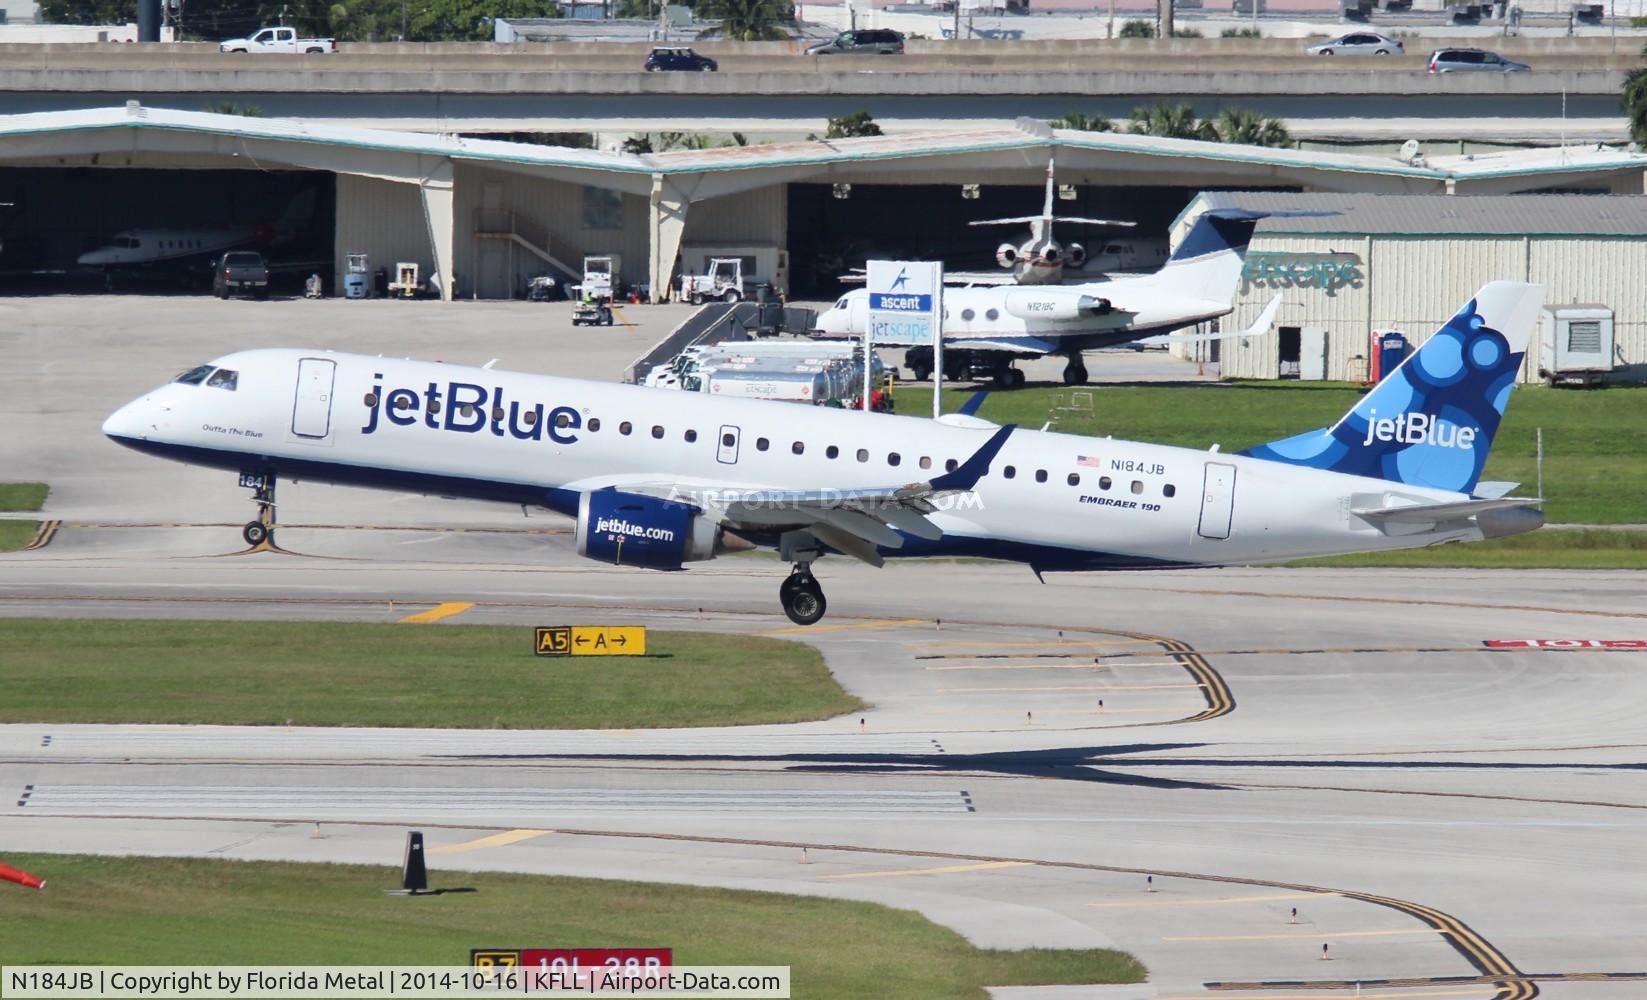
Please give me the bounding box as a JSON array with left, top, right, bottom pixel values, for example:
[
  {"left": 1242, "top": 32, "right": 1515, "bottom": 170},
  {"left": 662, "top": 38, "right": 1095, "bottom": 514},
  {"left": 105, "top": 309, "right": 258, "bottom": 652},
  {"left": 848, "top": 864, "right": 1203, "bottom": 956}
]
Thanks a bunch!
[
  {"left": 1351, "top": 497, "right": 1537, "bottom": 525},
  {"left": 1136, "top": 294, "right": 1281, "bottom": 345},
  {"left": 1474, "top": 481, "right": 1520, "bottom": 499}
]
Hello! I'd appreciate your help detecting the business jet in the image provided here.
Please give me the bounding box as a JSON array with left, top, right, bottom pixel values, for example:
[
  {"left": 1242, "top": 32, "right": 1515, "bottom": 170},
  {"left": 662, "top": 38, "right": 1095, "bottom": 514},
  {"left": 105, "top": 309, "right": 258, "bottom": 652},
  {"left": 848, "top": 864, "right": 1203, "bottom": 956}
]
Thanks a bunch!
[
  {"left": 104, "top": 281, "right": 1544, "bottom": 626},
  {"left": 815, "top": 207, "right": 1305, "bottom": 387},
  {"left": 76, "top": 190, "right": 316, "bottom": 279},
  {"left": 968, "top": 158, "right": 1135, "bottom": 285}
]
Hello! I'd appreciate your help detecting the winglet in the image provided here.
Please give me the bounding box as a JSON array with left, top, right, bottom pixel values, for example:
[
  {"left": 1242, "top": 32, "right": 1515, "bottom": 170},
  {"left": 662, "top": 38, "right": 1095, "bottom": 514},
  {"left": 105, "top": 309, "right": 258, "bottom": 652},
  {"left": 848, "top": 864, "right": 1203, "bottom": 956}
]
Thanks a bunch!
[
  {"left": 958, "top": 390, "right": 990, "bottom": 417},
  {"left": 1242, "top": 293, "right": 1283, "bottom": 338},
  {"left": 928, "top": 424, "right": 1016, "bottom": 493}
]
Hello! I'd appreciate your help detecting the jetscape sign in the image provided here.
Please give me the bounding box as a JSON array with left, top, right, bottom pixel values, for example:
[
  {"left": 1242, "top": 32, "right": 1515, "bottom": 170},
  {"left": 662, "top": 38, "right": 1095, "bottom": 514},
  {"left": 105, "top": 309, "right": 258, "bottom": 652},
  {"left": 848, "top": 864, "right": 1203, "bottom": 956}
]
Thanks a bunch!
[{"left": 867, "top": 260, "right": 942, "bottom": 345}]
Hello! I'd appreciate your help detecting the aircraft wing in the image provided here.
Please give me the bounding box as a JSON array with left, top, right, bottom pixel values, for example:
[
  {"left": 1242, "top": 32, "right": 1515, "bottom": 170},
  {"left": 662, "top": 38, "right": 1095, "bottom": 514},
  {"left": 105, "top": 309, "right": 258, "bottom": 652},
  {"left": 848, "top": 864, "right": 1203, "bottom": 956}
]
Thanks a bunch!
[
  {"left": 1051, "top": 216, "right": 1136, "bottom": 227},
  {"left": 968, "top": 216, "right": 1042, "bottom": 226},
  {"left": 625, "top": 425, "right": 1014, "bottom": 567},
  {"left": 1350, "top": 497, "right": 1538, "bottom": 526}
]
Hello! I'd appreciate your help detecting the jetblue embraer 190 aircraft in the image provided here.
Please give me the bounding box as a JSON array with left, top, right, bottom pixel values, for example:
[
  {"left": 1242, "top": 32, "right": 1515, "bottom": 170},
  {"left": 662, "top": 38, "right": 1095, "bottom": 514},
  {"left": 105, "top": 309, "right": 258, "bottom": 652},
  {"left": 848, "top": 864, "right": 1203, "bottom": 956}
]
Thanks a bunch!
[{"left": 104, "top": 282, "right": 1545, "bottom": 625}]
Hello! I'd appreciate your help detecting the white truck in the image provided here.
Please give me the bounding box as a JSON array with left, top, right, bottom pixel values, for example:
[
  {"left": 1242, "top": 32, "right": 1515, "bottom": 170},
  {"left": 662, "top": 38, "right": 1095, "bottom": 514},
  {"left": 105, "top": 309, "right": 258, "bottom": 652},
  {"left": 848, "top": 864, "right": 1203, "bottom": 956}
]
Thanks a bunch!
[
  {"left": 220, "top": 27, "right": 337, "bottom": 54},
  {"left": 578, "top": 254, "right": 620, "bottom": 303},
  {"left": 680, "top": 257, "right": 760, "bottom": 305}
]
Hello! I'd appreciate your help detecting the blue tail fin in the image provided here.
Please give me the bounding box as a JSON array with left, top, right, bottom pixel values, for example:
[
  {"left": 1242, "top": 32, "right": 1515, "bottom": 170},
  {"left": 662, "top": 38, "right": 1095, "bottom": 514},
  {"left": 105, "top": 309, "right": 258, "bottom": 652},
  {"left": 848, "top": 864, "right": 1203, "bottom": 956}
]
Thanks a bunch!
[{"left": 1240, "top": 281, "right": 1544, "bottom": 495}]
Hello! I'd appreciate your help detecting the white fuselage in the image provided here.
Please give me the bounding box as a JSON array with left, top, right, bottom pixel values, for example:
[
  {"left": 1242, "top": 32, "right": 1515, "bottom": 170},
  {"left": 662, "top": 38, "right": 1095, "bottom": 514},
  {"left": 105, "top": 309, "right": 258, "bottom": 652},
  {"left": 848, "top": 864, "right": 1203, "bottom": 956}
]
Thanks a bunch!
[
  {"left": 105, "top": 349, "right": 1482, "bottom": 571},
  {"left": 77, "top": 228, "right": 254, "bottom": 268}
]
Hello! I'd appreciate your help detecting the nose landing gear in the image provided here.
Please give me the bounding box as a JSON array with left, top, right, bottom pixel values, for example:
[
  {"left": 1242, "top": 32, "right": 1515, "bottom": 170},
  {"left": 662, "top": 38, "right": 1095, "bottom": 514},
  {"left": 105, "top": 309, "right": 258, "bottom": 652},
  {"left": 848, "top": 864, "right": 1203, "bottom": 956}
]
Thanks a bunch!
[
  {"left": 779, "top": 564, "right": 827, "bottom": 626},
  {"left": 239, "top": 470, "right": 278, "bottom": 551}
]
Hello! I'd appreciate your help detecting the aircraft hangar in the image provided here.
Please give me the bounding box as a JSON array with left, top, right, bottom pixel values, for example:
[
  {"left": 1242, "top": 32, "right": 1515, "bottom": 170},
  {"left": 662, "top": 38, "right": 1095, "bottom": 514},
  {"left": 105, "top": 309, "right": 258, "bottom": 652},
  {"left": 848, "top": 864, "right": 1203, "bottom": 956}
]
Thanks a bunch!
[{"left": 1, "top": 104, "right": 1644, "bottom": 301}]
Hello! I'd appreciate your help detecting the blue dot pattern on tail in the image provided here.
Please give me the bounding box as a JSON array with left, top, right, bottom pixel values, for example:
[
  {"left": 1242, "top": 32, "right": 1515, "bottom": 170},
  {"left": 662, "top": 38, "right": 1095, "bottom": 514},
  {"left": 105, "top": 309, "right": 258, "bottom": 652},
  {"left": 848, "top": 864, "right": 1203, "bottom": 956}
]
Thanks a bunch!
[{"left": 1239, "top": 295, "right": 1523, "bottom": 495}]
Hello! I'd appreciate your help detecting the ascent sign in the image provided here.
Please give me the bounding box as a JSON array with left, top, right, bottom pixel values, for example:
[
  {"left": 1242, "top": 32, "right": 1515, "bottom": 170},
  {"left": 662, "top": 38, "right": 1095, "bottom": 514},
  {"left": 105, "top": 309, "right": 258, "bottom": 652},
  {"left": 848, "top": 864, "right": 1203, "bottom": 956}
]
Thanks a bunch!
[{"left": 866, "top": 260, "right": 943, "bottom": 345}]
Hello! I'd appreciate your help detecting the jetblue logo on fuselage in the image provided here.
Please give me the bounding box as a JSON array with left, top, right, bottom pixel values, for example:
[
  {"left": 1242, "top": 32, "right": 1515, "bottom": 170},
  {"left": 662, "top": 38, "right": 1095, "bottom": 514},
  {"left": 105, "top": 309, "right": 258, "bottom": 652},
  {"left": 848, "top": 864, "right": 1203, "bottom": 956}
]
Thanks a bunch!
[
  {"left": 1360, "top": 409, "right": 1477, "bottom": 450},
  {"left": 360, "top": 375, "right": 581, "bottom": 444}
]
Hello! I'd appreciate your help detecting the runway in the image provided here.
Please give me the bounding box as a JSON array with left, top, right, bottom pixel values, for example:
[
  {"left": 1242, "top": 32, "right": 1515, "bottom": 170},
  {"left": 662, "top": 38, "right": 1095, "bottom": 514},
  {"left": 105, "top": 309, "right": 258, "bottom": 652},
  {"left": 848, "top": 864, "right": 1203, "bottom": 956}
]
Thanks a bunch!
[{"left": 4, "top": 299, "right": 1647, "bottom": 998}]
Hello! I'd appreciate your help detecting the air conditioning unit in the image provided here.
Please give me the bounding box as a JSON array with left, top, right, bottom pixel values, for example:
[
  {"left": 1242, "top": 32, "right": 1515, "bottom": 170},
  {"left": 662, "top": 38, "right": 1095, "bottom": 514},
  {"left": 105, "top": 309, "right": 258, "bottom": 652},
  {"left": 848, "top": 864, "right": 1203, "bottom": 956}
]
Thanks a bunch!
[{"left": 1539, "top": 304, "right": 1615, "bottom": 387}]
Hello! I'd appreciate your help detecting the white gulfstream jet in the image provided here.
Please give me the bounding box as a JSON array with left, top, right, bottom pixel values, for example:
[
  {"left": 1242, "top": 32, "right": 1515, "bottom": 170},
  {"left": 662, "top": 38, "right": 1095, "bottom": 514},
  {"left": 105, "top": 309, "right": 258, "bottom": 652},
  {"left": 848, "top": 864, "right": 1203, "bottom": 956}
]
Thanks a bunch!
[
  {"left": 105, "top": 282, "right": 1546, "bottom": 626},
  {"left": 968, "top": 158, "right": 1135, "bottom": 286},
  {"left": 816, "top": 207, "right": 1313, "bottom": 386}
]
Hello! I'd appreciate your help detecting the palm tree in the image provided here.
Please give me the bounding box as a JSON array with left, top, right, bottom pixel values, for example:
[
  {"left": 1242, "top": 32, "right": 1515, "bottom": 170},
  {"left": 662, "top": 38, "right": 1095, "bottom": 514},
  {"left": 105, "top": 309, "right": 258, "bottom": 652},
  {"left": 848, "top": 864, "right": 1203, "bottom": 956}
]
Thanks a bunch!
[
  {"left": 1624, "top": 59, "right": 1647, "bottom": 146},
  {"left": 1128, "top": 103, "right": 1217, "bottom": 141},
  {"left": 1214, "top": 107, "right": 1293, "bottom": 148},
  {"left": 1050, "top": 111, "right": 1114, "bottom": 132},
  {"left": 697, "top": 0, "right": 790, "bottom": 40}
]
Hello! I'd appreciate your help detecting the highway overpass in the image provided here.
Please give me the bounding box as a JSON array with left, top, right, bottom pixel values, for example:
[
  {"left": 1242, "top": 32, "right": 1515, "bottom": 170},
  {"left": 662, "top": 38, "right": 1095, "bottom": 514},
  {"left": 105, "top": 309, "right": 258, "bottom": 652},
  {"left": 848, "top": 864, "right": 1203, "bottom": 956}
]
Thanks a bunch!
[{"left": 0, "top": 38, "right": 1632, "bottom": 142}]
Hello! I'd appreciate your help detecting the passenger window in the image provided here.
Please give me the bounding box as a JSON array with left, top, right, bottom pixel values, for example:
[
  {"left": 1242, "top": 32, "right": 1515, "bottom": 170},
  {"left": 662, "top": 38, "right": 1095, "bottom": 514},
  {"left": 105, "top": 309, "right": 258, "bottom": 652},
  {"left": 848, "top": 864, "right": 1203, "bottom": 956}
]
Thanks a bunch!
[
  {"left": 826, "top": 445, "right": 839, "bottom": 459},
  {"left": 1003, "top": 465, "right": 1015, "bottom": 479},
  {"left": 206, "top": 369, "right": 238, "bottom": 391},
  {"left": 792, "top": 441, "right": 804, "bottom": 455},
  {"left": 945, "top": 459, "right": 958, "bottom": 472},
  {"left": 523, "top": 410, "right": 538, "bottom": 425},
  {"left": 393, "top": 395, "right": 415, "bottom": 411},
  {"left": 1067, "top": 473, "right": 1081, "bottom": 486},
  {"left": 888, "top": 453, "right": 901, "bottom": 467},
  {"left": 1163, "top": 484, "right": 1176, "bottom": 498},
  {"left": 1035, "top": 469, "right": 1047, "bottom": 483},
  {"left": 620, "top": 421, "right": 633, "bottom": 435},
  {"left": 174, "top": 365, "right": 214, "bottom": 385},
  {"left": 722, "top": 432, "right": 735, "bottom": 447},
  {"left": 557, "top": 412, "right": 573, "bottom": 429},
  {"left": 427, "top": 399, "right": 442, "bottom": 415},
  {"left": 757, "top": 437, "right": 770, "bottom": 451},
  {"left": 459, "top": 404, "right": 475, "bottom": 420},
  {"left": 961, "top": 308, "right": 976, "bottom": 321},
  {"left": 588, "top": 417, "right": 601, "bottom": 432},
  {"left": 1131, "top": 480, "right": 1144, "bottom": 494},
  {"left": 985, "top": 308, "right": 999, "bottom": 321},
  {"left": 491, "top": 406, "right": 505, "bottom": 422},
  {"left": 1099, "top": 476, "right": 1112, "bottom": 490},
  {"left": 684, "top": 428, "right": 697, "bottom": 442},
  {"left": 365, "top": 392, "right": 380, "bottom": 407},
  {"left": 856, "top": 449, "right": 869, "bottom": 463},
  {"left": 651, "top": 424, "right": 664, "bottom": 438},
  {"left": 919, "top": 456, "right": 932, "bottom": 470}
]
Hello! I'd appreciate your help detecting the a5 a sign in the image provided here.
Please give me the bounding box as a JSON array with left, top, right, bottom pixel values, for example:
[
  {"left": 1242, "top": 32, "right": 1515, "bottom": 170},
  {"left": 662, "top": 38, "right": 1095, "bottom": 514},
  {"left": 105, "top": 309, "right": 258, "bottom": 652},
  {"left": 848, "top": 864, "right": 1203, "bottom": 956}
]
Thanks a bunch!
[{"left": 535, "top": 626, "right": 647, "bottom": 657}]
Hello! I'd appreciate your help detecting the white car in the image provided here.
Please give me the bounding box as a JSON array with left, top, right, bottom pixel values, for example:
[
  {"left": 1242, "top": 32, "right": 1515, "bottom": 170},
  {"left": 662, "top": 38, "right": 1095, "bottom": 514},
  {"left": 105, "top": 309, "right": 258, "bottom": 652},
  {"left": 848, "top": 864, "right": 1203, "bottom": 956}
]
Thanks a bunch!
[
  {"left": 1305, "top": 32, "right": 1404, "bottom": 56},
  {"left": 220, "top": 26, "right": 337, "bottom": 54}
]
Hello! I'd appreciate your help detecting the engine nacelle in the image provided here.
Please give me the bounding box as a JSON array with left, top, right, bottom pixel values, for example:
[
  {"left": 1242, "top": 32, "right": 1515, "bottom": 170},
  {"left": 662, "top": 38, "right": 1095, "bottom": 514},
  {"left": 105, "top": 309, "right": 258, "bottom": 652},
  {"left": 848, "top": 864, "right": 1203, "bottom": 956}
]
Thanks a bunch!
[
  {"left": 1066, "top": 242, "right": 1086, "bottom": 268},
  {"left": 575, "top": 489, "right": 720, "bottom": 570},
  {"left": 1001, "top": 289, "right": 1112, "bottom": 322},
  {"left": 996, "top": 243, "right": 1019, "bottom": 268}
]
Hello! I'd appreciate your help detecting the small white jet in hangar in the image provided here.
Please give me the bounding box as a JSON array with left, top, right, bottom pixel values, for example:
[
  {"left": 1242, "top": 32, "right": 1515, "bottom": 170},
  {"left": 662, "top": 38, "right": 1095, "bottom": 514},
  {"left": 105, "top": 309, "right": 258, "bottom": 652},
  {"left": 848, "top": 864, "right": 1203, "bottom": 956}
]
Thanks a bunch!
[
  {"left": 966, "top": 157, "right": 1138, "bottom": 286},
  {"left": 813, "top": 207, "right": 1304, "bottom": 387}
]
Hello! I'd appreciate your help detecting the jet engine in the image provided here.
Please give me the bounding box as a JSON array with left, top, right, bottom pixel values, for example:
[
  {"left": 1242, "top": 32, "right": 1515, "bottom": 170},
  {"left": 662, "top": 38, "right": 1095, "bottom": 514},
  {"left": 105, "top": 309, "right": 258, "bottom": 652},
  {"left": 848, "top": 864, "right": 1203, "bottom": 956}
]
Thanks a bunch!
[
  {"left": 575, "top": 489, "right": 721, "bottom": 570},
  {"left": 1001, "top": 289, "right": 1113, "bottom": 322},
  {"left": 1066, "top": 242, "right": 1086, "bottom": 268},
  {"left": 995, "top": 243, "right": 1019, "bottom": 268}
]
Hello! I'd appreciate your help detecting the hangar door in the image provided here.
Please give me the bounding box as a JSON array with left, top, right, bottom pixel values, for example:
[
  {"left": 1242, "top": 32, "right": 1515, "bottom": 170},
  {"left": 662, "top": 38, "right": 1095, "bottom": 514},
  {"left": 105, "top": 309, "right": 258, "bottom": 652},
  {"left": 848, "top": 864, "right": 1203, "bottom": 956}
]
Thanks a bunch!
[
  {"left": 1198, "top": 462, "right": 1236, "bottom": 540},
  {"left": 292, "top": 358, "right": 337, "bottom": 439}
]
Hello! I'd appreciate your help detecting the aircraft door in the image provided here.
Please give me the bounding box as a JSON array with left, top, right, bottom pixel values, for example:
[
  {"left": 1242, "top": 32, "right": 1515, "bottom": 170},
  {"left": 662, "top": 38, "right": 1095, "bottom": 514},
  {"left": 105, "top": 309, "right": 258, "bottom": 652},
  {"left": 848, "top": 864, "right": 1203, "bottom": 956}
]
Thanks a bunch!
[
  {"left": 1197, "top": 462, "right": 1236, "bottom": 540},
  {"left": 716, "top": 424, "right": 741, "bottom": 464},
  {"left": 291, "top": 358, "right": 337, "bottom": 439}
]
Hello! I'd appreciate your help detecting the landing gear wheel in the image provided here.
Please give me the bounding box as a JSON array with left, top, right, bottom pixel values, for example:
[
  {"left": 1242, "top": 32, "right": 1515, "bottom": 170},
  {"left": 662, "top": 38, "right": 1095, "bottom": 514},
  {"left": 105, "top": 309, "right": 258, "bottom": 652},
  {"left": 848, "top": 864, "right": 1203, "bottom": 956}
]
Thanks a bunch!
[
  {"left": 780, "top": 573, "right": 827, "bottom": 626},
  {"left": 1061, "top": 359, "right": 1089, "bottom": 386},
  {"left": 909, "top": 364, "right": 932, "bottom": 382},
  {"left": 242, "top": 521, "right": 269, "bottom": 547},
  {"left": 1010, "top": 367, "right": 1026, "bottom": 388}
]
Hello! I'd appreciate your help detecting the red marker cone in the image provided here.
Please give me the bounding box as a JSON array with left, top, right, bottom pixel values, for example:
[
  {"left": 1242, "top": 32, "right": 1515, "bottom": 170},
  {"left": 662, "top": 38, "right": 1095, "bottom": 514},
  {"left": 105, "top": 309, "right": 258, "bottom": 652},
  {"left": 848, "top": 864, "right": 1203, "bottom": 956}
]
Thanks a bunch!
[{"left": 0, "top": 863, "right": 45, "bottom": 890}]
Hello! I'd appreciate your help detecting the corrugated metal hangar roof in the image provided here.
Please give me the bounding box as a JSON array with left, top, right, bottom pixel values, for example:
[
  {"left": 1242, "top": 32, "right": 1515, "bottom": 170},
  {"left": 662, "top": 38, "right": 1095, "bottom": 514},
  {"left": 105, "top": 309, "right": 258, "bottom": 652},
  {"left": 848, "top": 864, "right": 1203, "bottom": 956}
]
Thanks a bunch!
[{"left": 1198, "top": 191, "right": 1647, "bottom": 237}]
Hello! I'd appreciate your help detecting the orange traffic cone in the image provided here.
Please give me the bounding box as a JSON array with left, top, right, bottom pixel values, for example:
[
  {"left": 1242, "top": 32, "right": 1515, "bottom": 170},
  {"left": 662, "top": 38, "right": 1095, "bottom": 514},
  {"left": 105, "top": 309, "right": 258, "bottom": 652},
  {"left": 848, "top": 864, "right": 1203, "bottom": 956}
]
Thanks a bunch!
[{"left": 0, "top": 862, "right": 45, "bottom": 890}]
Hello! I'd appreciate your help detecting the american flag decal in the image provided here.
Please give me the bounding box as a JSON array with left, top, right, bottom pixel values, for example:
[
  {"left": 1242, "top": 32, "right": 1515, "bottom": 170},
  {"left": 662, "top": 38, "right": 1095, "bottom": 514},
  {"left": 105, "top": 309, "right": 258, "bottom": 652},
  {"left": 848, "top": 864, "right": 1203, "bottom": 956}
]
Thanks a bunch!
[{"left": 1076, "top": 455, "right": 1103, "bottom": 468}]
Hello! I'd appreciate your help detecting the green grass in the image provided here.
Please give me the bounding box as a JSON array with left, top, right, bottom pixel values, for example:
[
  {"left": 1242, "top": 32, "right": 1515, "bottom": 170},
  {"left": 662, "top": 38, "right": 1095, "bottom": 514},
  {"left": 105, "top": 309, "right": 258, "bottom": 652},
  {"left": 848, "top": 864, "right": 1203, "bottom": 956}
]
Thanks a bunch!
[
  {"left": 0, "top": 855, "right": 1145, "bottom": 998},
  {"left": 0, "top": 620, "right": 863, "bottom": 729},
  {"left": 1287, "top": 528, "right": 1647, "bottom": 569},
  {"left": 891, "top": 381, "right": 1647, "bottom": 525},
  {"left": 0, "top": 519, "right": 40, "bottom": 551},
  {"left": 0, "top": 481, "right": 48, "bottom": 511}
]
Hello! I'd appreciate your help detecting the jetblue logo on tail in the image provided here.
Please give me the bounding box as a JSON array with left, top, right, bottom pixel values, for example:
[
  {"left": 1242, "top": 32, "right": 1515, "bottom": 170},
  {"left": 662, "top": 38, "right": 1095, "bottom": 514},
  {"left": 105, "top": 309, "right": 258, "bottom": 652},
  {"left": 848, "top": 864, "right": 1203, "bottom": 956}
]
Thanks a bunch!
[{"left": 1360, "top": 410, "right": 1478, "bottom": 451}]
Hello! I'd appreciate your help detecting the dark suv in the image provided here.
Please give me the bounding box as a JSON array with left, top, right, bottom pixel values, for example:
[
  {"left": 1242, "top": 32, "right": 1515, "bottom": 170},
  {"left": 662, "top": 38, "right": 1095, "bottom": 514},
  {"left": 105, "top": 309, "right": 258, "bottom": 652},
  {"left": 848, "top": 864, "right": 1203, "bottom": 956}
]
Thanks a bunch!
[
  {"left": 644, "top": 46, "right": 718, "bottom": 72},
  {"left": 805, "top": 29, "right": 905, "bottom": 55}
]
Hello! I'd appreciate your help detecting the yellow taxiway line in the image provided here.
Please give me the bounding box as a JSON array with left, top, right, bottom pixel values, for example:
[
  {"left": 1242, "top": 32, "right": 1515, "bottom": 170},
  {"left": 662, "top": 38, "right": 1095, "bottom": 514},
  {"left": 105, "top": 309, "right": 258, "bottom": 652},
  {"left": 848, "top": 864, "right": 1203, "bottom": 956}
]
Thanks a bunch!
[
  {"left": 428, "top": 829, "right": 552, "bottom": 855},
  {"left": 397, "top": 601, "right": 475, "bottom": 624}
]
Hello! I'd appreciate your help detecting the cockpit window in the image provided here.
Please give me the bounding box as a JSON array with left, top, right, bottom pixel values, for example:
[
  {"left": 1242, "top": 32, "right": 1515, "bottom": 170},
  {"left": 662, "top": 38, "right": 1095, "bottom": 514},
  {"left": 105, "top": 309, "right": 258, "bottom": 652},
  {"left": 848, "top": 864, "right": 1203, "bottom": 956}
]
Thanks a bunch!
[
  {"left": 174, "top": 364, "right": 214, "bottom": 385},
  {"left": 835, "top": 298, "right": 847, "bottom": 309},
  {"left": 115, "top": 236, "right": 140, "bottom": 249},
  {"left": 206, "top": 368, "right": 239, "bottom": 391}
]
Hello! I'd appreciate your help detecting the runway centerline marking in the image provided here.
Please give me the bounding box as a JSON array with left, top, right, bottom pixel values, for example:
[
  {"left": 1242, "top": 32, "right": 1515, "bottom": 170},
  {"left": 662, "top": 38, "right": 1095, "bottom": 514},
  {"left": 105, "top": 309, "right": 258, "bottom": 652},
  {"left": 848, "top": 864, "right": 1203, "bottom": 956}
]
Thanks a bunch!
[
  {"left": 1166, "top": 928, "right": 1439, "bottom": 942},
  {"left": 820, "top": 861, "right": 1030, "bottom": 880},
  {"left": 397, "top": 601, "right": 475, "bottom": 624},
  {"left": 1089, "top": 891, "right": 1337, "bottom": 908},
  {"left": 764, "top": 618, "right": 927, "bottom": 635},
  {"left": 428, "top": 829, "right": 552, "bottom": 854}
]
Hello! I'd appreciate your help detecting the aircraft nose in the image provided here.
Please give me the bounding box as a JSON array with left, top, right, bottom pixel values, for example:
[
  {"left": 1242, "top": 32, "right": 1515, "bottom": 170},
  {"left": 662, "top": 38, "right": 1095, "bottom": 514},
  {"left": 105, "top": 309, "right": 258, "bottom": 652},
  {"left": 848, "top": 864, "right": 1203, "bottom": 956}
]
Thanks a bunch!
[{"left": 103, "top": 396, "right": 155, "bottom": 441}]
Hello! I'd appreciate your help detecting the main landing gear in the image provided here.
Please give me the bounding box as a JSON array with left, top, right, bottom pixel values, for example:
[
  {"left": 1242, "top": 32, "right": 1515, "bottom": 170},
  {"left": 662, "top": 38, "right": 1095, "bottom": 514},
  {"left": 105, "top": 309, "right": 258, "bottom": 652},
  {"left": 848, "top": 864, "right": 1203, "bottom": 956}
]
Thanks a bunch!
[
  {"left": 239, "top": 470, "right": 277, "bottom": 549},
  {"left": 1061, "top": 354, "right": 1089, "bottom": 386},
  {"left": 779, "top": 563, "right": 827, "bottom": 626}
]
